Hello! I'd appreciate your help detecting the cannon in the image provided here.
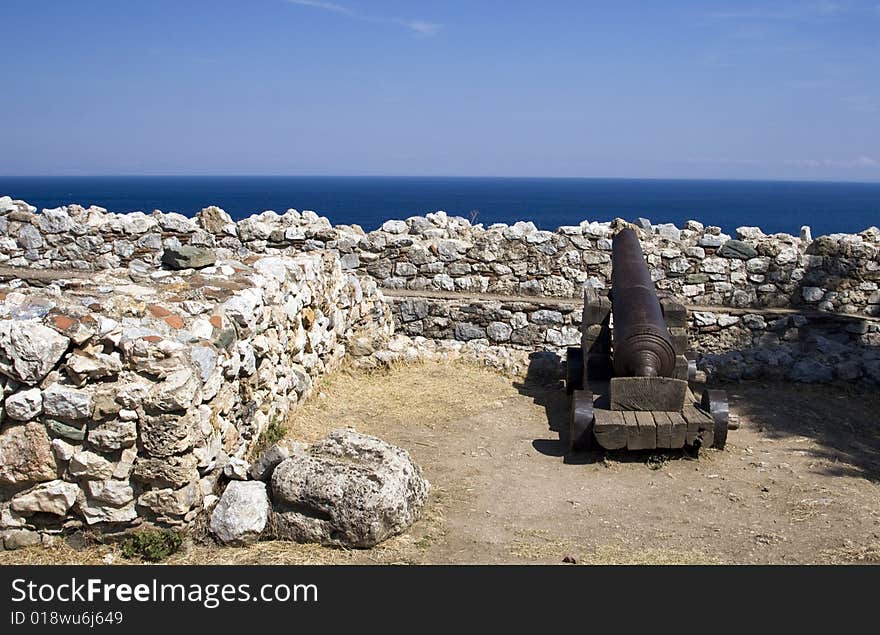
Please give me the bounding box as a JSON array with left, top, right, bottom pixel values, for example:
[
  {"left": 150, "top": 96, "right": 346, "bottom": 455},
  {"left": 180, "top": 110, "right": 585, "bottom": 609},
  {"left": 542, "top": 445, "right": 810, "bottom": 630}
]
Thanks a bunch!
[{"left": 566, "top": 227, "right": 732, "bottom": 453}]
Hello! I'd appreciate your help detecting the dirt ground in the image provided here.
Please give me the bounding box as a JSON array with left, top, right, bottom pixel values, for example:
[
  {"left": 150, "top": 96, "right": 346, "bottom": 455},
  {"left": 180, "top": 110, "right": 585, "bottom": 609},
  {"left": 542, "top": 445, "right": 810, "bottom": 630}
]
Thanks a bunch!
[{"left": 4, "top": 361, "right": 879, "bottom": 565}]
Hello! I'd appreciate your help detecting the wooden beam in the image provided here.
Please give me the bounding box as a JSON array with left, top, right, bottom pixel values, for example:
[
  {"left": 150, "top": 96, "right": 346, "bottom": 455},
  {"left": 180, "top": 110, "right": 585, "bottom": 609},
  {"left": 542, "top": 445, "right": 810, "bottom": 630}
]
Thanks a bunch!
[
  {"left": 632, "top": 411, "right": 657, "bottom": 450},
  {"left": 668, "top": 327, "right": 689, "bottom": 355},
  {"left": 668, "top": 411, "right": 687, "bottom": 448},
  {"left": 593, "top": 410, "right": 627, "bottom": 450},
  {"left": 610, "top": 377, "right": 688, "bottom": 412},
  {"left": 683, "top": 404, "right": 714, "bottom": 447},
  {"left": 653, "top": 411, "right": 673, "bottom": 449},
  {"left": 623, "top": 410, "right": 641, "bottom": 450},
  {"left": 660, "top": 297, "right": 688, "bottom": 328}
]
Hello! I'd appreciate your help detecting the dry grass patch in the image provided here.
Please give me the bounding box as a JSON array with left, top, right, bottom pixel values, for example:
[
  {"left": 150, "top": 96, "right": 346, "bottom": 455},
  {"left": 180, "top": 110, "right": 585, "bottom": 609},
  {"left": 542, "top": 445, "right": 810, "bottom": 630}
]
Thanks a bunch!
[
  {"left": 286, "top": 360, "right": 516, "bottom": 443},
  {"left": 507, "top": 528, "right": 716, "bottom": 565}
]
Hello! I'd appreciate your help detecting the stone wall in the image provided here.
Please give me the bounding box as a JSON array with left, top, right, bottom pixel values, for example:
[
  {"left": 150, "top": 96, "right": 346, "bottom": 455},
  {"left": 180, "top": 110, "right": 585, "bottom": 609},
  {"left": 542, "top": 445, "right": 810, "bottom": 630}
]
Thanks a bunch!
[
  {"left": 2, "top": 196, "right": 878, "bottom": 317},
  {"left": 1, "top": 193, "right": 878, "bottom": 549},
  {"left": 387, "top": 293, "right": 880, "bottom": 385},
  {"left": 0, "top": 250, "right": 391, "bottom": 549}
]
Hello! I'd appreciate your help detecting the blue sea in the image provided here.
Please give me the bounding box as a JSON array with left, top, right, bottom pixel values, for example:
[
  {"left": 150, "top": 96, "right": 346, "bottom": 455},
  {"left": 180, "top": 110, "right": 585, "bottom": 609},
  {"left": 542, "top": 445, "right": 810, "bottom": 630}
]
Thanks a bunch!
[{"left": 0, "top": 176, "right": 878, "bottom": 237}]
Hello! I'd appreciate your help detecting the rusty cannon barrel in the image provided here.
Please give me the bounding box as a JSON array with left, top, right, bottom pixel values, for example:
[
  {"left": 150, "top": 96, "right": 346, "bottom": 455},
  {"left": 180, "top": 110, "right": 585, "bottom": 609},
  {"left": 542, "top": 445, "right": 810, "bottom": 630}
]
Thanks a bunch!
[{"left": 610, "top": 227, "right": 676, "bottom": 378}]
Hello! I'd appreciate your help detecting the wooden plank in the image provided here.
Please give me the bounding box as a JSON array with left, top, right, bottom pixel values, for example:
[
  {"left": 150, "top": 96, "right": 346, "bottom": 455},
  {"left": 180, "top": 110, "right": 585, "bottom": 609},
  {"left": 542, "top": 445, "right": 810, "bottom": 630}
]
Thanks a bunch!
[
  {"left": 673, "top": 355, "right": 689, "bottom": 381},
  {"left": 683, "top": 404, "right": 714, "bottom": 447},
  {"left": 633, "top": 411, "right": 657, "bottom": 450},
  {"left": 582, "top": 287, "right": 611, "bottom": 326},
  {"left": 593, "top": 409, "right": 627, "bottom": 450},
  {"left": 668, "top": 327, "right": 689, "bottom": 355},
  {"left": 582, "top": 287, "right": 612, "bottom": 355},
  {"left": 610, "top": 377, "right": 687, "bottom": 411},
  {"left": 623, "top": 410, "right": 641, "bottom": 449},
  {"left": 660, "top": 297, "right": 688, "bottom": 328},
  {"left": 668, "top": 411, "right": 687, "bottom": 448},
  {"left": 653, "top": 411, "right": 673, "bottom": 449},
  {"left": 582, "top": 324, "right": 611, "bottom": 354}
]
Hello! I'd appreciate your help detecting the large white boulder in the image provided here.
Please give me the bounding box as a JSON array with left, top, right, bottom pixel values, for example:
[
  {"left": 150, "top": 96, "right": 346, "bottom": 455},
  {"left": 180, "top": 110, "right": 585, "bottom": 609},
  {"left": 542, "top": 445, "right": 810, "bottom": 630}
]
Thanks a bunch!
[{"left": 271, "top": 429, "right": 429, "bottom": 548}]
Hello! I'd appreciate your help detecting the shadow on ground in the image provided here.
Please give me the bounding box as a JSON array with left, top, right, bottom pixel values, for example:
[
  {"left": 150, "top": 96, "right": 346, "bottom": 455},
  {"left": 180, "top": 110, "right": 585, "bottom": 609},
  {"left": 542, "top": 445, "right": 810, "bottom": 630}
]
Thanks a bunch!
[
  {"left": 514, "top": 350, "right": 880, "bottom": 478},
  {"left": 512, "top": 351, "right": 688, "bottom": 465},
  {"left": 729, "top": 380, "right": 880, "bottom": 481}
]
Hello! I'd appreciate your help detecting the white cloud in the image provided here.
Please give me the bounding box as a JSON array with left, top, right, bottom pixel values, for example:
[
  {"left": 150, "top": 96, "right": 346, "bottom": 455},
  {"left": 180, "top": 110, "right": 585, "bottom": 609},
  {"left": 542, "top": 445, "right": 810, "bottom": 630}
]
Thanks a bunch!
[
  {"left": 286, "top": 0, "right": 442, "bottom": 36},
  {"left": 841, "top": 95, "right": 880, "bottom": 113},
  {"left": 784, "top": 156, "right": 880, "bottom": 168},
  {"left": 287, "top": 0, "right": 352, "bottom": 15},
  {"left": 687, "top": 156, "right": 880, "bottom": 170},
  {"left": 686, "top": 157, "right": 766, "bottom": 165},
  {"left": 709, "top": 2, "right": 846, "bottom": 21},
  {"left": 400, "top": 20, "right": 443, "bottom": 37}
]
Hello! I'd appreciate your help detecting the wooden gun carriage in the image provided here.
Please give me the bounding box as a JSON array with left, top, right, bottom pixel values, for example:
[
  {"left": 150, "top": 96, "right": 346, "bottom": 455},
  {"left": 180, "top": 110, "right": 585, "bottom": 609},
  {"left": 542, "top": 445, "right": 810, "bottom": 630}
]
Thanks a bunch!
[{"left": 566, "top": 227, "right": 732, "bottom": 453}]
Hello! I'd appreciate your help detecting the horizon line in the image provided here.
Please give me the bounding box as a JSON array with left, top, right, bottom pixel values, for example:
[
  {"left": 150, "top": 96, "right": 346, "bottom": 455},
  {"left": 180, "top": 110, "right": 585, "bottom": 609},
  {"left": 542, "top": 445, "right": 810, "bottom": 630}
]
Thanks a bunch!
[{"left": 2, "top": 174, "right": 880, "bottom": 187}]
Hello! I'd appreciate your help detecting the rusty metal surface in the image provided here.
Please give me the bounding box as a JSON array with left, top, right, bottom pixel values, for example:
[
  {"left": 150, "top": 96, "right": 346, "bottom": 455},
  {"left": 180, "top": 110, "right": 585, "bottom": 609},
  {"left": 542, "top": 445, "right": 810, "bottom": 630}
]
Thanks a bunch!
[{"left": 610, "top": 228, "right": 676, "bottom": 378}]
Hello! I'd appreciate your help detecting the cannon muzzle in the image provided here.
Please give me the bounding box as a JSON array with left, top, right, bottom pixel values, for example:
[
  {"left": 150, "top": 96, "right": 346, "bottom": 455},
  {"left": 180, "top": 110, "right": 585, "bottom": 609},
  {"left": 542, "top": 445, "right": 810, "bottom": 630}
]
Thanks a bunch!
[{"left": 610, "top": 228, "right": 676, "bottom": 378}]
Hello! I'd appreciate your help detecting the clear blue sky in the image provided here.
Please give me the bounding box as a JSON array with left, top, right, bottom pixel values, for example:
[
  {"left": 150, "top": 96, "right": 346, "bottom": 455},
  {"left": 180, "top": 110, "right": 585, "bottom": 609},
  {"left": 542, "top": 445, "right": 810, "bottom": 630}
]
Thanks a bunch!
[{"left": 1, "top": 0, "right": 879, "bottom": 180}]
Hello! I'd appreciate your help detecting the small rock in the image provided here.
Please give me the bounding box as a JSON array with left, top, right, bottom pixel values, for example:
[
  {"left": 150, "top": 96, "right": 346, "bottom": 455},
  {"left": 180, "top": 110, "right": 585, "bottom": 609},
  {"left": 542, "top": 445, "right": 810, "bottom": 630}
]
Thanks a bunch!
[
  {"left": 51, "top": 438, "right": 77, "bottom": 462},
  {"left": 80, "top": 501, "right": 137, "bottom": 525},
  {"left": 530, "top": 309, "right": 564, "bottom": 325},
  {"left": 4, "top": 387, "right": 43, "bottom": 421},
  {"left": 87, "top": 420, "right": 137, "bottom": 452},
  {"left": 223, "top": 457, "right": 250, "bottom": 480},
  {"left": 132, "top": 454, "right": 199, "bottom": 488},
  {"left": 137, "top": 482, "right": 199, "bottom": 517},
  {"left": 16, "top": 224, "right": 43, "bottom": 250},
  {"left": 698, "top": 235, "right": 724, "bottom": 248},
  {"left": 802, "top": 287, "right": 824, "bottom": 302},
  {"left": 249, "top": 441, "right": 300, "bottom": 481},
  {"left": 38, "top": 207, "right": 75, "bottom": 234},
  {"left": 718, "top": 240, "right": 758, "bottom": 260},
  {"left": 453, "top": 322, "right": 486, "bottom": 341},
  {"left": 0, "top": 422, "right": 56, "bottom": 485},
  {"left": 736, "top": 226, "right": 765, "bottom": 241},
  {"left": 156, "top": 211, "right": 197, "bottom": 233},
  {"left": 11, "top": 480, "right": 79, "bottom": 515},
  {"left": 84, "top": 480, "right": 135, "bottom": 506},
  {"left": 210, "top": 480, "right": 270, "bottom": 545},
  {"left": 42, "top": 383, "right": 93, "bottom": 421},
  {"left": 146, "top": 367, "right": 201, "bottom": 413},
  {"left": 0, "top": 321, "right": 70, "bottom": 385},
  {"left": 789, "top": 359, "right": 833, "bottom": 383},
  {"left": 197, "top": 206, "right": 237, "bottom": 235},
  {"left": 487, "top": 321, "right": 513, "bottom": 342},
  {"left": 655, "top": 223, "right": 681, "bottom": 240},
  {"left": 45, "top": 420, "right": 86, "bottom": 443},
  {"left": 2, "top": 529, "right": 42, "bottom": 550},
  {"left": 69, "top": 450, "right": 115, "bottom": 480},
  {"left": 381, "top": 220, "right": 408, "bottom": 234},
  {"left": 65, "top": 349, "right": 123, "bottom": 384},
  {"left": 347, "top": 336, "right": 376, "bottom": 358},
  {"left": 161, "top": 245, "right": 217, "bottom": 270}
]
